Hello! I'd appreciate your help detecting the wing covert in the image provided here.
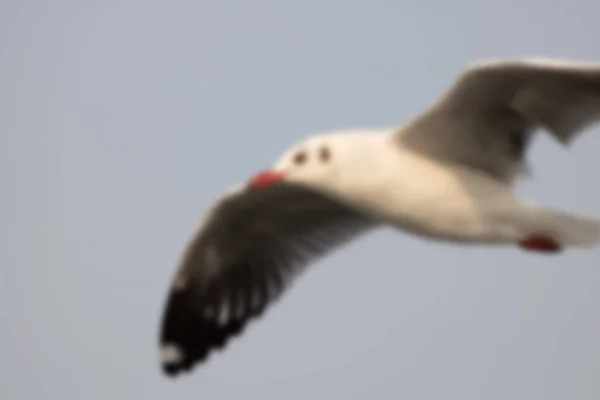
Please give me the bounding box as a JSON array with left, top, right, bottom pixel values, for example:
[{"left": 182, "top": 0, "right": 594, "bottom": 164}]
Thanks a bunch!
[{"left": 159, "top": 182, "right": 376, "bottom": 376}]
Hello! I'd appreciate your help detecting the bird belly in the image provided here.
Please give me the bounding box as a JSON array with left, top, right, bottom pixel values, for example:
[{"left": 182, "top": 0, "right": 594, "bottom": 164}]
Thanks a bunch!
[
  {"left": 374, "top": 172, "right": 487, "bottom": 242},
  {"left": 332, "top": 151, "right": 512, "bottom": 243}
]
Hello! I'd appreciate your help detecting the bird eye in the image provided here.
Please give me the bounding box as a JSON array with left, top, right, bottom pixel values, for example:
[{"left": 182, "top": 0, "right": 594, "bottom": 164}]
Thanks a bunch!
[
  {"left": 293, "top": 151, "right": 307, "bottom": 165},
  {"left": 319, "top": 146, "right": 331, "bottom": 162}
]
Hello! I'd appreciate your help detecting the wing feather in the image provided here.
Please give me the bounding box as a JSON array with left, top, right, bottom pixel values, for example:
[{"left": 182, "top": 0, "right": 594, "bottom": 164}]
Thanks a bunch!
[
  {"left": 400, "top": 58, "right": 600, "bottom": 183},
  {"left": 159, "top": 182, "right": 376, "bottom": 376}
]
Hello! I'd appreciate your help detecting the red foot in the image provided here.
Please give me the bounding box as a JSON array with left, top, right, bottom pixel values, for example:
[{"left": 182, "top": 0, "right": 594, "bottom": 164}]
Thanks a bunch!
[{"left": 518, "top": 235, "right": 562, "bottom": 253}]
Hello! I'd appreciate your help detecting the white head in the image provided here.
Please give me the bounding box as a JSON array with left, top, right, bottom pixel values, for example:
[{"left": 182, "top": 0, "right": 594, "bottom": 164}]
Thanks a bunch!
[
  {"left": 248, "top": 134, "right": 342, "bottom": 190},
  {"left": 246, "top": 129, "right": 393, "bottom": 191}
]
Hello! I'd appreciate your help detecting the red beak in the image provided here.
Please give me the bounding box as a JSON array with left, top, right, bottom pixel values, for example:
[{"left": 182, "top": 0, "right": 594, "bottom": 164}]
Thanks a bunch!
[{"left": 249, "top": 170, "right": 286, "bottom": 188}]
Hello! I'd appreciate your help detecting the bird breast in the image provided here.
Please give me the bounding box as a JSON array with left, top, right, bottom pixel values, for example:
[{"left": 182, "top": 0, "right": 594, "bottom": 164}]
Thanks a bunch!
[{"left": 326, "top": 146, "right": 504, "bottom": 242}]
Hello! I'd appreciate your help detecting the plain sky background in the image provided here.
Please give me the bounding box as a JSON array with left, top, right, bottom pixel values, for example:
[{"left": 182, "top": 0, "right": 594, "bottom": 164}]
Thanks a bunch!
[{"left": 3, "top": 1, "right": 600, "bottom": 399}]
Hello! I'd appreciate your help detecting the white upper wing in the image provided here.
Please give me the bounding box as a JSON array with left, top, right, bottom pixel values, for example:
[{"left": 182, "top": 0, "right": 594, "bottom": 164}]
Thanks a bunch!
[
  {"left": 399, "top": 58, "right": 600, "bottom": 183},
  {"left": 159, "top": 182, "right": 376, "bottom": 376}
]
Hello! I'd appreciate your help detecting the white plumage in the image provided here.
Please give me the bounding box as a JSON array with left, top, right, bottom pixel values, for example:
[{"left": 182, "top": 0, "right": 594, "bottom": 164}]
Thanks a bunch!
[{"left": 159, "top": 57, "right": 600, "bottom": 377}]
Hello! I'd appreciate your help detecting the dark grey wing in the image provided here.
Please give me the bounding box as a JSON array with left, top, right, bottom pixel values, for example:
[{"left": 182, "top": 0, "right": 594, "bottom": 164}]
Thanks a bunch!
[
  {"left": 159, "top": 182, "right": 376, "bottom": 376},
  {"left": 399, "top": 58, "right": 600, "bottom": 183}
]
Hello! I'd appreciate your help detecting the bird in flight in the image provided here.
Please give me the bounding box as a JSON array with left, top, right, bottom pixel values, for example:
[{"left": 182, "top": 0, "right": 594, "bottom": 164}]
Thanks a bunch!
[{"left": 159, "top": 57, "right": 600, "bottom": 377}]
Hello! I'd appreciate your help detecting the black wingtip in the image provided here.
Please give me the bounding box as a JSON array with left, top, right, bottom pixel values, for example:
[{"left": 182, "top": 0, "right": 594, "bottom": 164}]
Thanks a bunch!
[
  {"left": 159, "top": 285, "right": 254, "bottom": 377},
  {"left": 159, "top": 288, "right": 209, "bottom": 377},
  {"left": 160, "top": 341, "right": 193, "bottom": 377}
]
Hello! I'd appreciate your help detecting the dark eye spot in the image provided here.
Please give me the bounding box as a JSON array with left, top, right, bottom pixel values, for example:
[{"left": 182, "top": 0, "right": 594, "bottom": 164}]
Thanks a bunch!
[
  {"left": 293, "top": 151, "right": 307, "bottom": 165},
  {"left": 319, "top": 146, "right": 331, "bottom": 163}
]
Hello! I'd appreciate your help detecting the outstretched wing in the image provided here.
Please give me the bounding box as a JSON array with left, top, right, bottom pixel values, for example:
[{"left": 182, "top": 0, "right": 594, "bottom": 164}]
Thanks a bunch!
[
  {"left": 400, "top": 58, "right": 600, "bottom": 183},
  {"left": 159, "top": 182, "right": 376, "bottom": 376}
]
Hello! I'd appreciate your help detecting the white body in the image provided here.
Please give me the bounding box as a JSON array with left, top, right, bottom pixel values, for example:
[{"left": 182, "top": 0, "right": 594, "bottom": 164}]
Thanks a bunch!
[
  {"left": 274, "top": 128, "right": 600, "bottom": 247},
  {"left": 160, "top": 57, "right": 600, "bottom": 377}
]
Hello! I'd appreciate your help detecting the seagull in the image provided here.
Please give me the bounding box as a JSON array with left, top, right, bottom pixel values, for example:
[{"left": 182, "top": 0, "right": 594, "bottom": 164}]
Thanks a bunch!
[{"left": 159, "top": 57, "right": 600, "bottom": 376}]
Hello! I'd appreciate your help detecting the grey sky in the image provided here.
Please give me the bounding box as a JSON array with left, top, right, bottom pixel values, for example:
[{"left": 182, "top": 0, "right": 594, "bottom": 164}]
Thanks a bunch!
[{"left": 3, "top": 1, "right": 600, "bottom": 399}]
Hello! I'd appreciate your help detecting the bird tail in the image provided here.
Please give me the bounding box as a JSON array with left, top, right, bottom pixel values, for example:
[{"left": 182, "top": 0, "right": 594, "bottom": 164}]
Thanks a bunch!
[{"left": 521, "top": 205, "right": 600, "bottom": 248}]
